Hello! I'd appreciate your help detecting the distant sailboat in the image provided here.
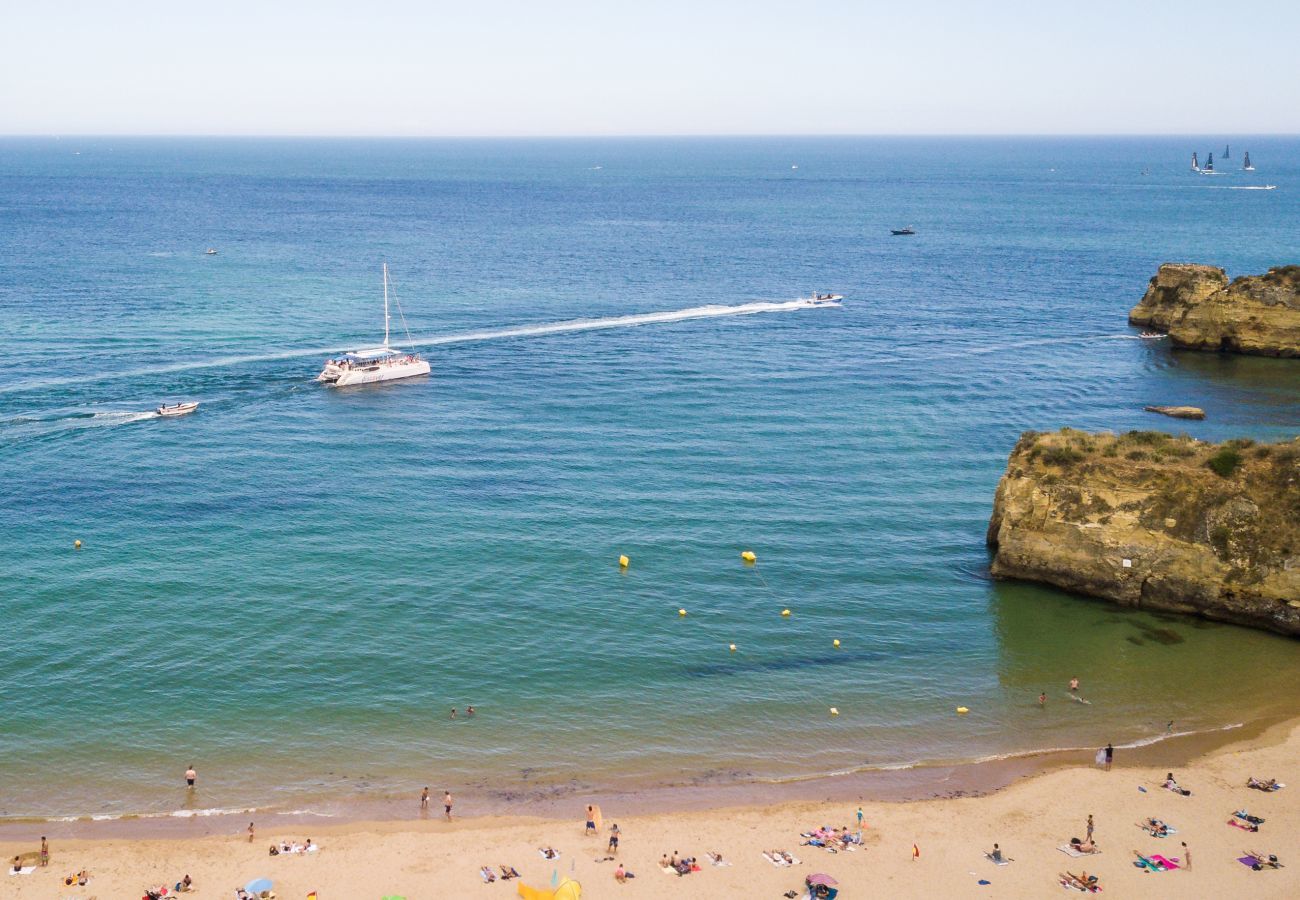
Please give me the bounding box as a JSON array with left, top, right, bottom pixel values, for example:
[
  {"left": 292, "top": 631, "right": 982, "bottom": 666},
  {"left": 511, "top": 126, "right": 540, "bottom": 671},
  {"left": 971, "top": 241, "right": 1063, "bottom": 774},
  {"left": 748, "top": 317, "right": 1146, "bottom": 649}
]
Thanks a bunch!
[
  {"left": 1224, "top": 144, "right": 1230, "bottom": 159},
  {"left": 1200, "top": 152, "right": 1224, "bottom": 175},
  {"left": 1243, "top": 151, "right": 1255, "bottom": 171},
  {"left": 1191, "top": 152, "right": 1200, "bottom": 171}
]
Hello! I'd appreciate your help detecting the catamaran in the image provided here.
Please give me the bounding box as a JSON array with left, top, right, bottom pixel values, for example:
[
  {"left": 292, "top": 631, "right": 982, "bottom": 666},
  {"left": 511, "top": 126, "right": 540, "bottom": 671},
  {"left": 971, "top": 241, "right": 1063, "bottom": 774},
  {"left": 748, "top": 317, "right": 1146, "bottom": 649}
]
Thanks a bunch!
[
  {"left": 317, "top": 264, "right": 430, "bottom": 387},
  {"left": 1200, "top": 152, "right": 1224, "bottom": 175},
  {"left": 1244, "top": 151, "right": 1255, "bottom": 171}
]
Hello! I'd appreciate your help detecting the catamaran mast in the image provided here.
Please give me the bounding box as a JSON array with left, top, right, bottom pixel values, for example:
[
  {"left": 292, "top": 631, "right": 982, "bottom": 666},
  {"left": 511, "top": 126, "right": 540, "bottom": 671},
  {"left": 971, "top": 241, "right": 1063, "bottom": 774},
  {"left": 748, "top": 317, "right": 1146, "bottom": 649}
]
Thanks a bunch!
[{"left": 383, "top": 262, "right": 391, "bottom": 348}]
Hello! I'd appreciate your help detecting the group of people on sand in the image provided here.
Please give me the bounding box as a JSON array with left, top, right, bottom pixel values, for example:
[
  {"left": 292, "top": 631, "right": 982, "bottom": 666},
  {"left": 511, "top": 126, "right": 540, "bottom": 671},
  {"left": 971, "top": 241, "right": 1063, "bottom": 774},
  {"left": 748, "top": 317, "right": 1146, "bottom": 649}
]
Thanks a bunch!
[
  {"left": 660, "top": 851, "right": 700, "bottom": 875},
  {"left": 479, "top": 864, "right": 521, "bottom": 882},
  {"left": 268, "top": 838, "right": 316, "bottom": 855},
  {"left": 801, "top": 824, "right": 862, "bottom": 852}
]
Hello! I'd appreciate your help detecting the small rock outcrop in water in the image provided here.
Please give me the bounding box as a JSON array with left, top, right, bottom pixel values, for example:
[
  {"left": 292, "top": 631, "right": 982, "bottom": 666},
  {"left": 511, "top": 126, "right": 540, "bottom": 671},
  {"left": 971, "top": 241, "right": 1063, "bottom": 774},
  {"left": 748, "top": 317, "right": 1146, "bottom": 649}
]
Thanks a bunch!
[
  {"left": 987, "top": 429, "right": 1300, "bottom": 636},
  {"left": 1144, "top": 405, "right": 1206, "bottom": 420},
  {"left": 1129, "top": 263, "right": 1300, "bottom": 357}
]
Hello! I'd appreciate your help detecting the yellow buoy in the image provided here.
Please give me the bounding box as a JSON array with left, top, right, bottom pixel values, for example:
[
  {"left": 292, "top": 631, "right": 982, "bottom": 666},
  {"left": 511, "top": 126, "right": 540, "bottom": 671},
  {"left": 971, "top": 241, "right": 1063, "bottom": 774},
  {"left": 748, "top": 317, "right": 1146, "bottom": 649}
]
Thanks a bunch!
[
  {"left": 74, "top": 540, "right": 82, "bottom": 549},
  {"left": 956, "top": 706, "right": 970, "bottom": 715},
  {"left": 830, "top": 707, "right": 840, "bottom": 716},
  {"left": 833, "top": 638, "right": 841, "bottom": 648},
  {"left": 678, "top": 608, "right": 687, "bottom": 617},
  {"left": 618, "top": 554, "right": 629, "bottom": 568},
  {"left": 781, "top": 609, "right": 791, "bottom": 617},
  {"left": 729, "top": 643, "right": 737, "bottom": 652},
  {"left": 740, "top": 550, "right": 756, "bottom": 563}
]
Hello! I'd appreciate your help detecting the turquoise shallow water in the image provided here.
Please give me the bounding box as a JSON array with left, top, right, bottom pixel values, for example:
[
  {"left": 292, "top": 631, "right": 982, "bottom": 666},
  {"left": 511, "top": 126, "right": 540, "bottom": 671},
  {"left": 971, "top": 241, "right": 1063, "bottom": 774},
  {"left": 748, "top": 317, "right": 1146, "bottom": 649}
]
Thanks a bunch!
[{"left": 1, "top": 137, "right": 1298, "bottom": 820}]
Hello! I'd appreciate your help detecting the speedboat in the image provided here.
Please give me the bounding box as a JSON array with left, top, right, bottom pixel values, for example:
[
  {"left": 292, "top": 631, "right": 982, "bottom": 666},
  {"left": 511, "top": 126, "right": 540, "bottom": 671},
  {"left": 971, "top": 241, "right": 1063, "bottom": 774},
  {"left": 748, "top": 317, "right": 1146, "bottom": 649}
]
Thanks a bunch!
[
  {"left": 157, "top": 402, "right": 199, "bottom": 417},
  {"left": 796, "top": 293, "right": 844, "bottom": 308},
  {"left": 318, "top": 264, "right": 431, "bottom": 387},
  {"left": 891, "top": 227, "right": 916, "bottom": 235},
  {"left": 1138, "top": 332, "right": 1166, "bottom": 340},
  {"left": 205, "top": 248, "right": 218, "bottom": 255}
]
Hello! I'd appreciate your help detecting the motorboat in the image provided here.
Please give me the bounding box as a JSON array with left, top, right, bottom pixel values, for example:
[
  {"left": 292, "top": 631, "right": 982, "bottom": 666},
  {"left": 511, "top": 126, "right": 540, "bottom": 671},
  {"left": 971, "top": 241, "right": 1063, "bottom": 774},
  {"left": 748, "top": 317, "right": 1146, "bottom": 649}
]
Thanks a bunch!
[
  {"left": 318, "top": 264, "right": 431, "bottom": 387},
  {"left": 1138, "top": 332, "right": 1166, "bottom": 340},
  {"left": 891, "top": 227, "right": 916, "bottom": 235},
  {"left": 205, "top": 248, "right": 218, "bottom": 255},
  {"left": 157, "top": 401, "right": 199, "bottom": 417},
  {"left": 796, "top": 292, "right": 844, "bottom": 308}
]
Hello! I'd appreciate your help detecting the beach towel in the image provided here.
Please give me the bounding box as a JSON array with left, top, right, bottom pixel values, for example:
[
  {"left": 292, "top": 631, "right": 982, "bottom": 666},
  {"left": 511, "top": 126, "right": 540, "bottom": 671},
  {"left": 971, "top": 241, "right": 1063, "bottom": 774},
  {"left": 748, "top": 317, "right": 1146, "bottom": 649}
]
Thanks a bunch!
[
  {"left": 1228, "top": 818, "right": 1259, "bottom": 832},
  {"left": 538, "top": 849, "right": 561, "bottom": 860},
  {"left": 985, "top": 853, "right": 1011, "bottom": 866},
  {"left": 7, "top": 867, "right": 36, "bottom": 876},
  {"left": 1239, "top": 855, "right": 1263, "bottom": 869},
  {"left": 1147, "top": 854, "right": 1179, "bottom": 870},
  {"left": 705, "top": 853, "right": 731, "bottom": 867},
  {"left": 1058, "top": 844, "right": 1101, "bottom": 858}
]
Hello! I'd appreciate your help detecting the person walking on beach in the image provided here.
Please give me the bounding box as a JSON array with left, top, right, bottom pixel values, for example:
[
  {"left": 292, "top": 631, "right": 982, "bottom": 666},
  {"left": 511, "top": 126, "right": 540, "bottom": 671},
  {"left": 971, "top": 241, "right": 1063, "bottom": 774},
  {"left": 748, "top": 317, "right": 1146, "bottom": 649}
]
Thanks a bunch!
[
  {"left": 1104, "top": 743, "right": 1114, "bottom": 772},
  {"left": 585, "top": 805, "right": 597, "bottom": 834},
  {"left": 608, "top": 823, "right": 620, "bottom": 854},
  {"left": 420, "top": 787, "right": 429, "bottom": 810},
  {"left": 444, "top": 790, "right": 453, "bottom": 821},
  {"left": 185, "top": 765, "right": 197, "bottom": 788},
  {"left": 1181, "top": 841, "right": 1191, "bottom": 870},
  {"left": 856, "top": 807, "right": 864, "bottom": 829},
  {"left": 247, "top": 821, "right": 255, "bottom": 843},
  {"left": 39, "top": 837, "right": 48, "bottom": 867},
  {"left": 1085, "top": 814, "right": 1094, "bottom": 841}
]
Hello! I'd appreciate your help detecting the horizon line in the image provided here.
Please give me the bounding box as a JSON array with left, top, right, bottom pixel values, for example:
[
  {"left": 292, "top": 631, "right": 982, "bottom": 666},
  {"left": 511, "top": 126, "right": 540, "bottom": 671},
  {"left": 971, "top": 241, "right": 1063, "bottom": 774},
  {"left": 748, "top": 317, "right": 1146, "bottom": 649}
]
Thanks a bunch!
[{"left": 3, "top": 132, "right": 1298, "bottom": 140}]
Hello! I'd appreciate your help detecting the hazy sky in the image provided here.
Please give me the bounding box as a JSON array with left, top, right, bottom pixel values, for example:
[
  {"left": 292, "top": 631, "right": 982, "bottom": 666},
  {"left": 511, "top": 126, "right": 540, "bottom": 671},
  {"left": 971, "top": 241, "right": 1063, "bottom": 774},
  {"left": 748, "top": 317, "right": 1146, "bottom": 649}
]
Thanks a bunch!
[{"left": 3, "top": 0, "right": 1297, "bottom": 135}]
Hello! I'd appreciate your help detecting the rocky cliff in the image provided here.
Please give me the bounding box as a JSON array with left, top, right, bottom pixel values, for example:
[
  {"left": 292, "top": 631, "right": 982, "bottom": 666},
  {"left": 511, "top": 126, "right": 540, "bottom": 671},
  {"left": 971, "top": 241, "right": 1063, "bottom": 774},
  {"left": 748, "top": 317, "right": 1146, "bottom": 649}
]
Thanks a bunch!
[
  {"left": 1129, "top": 263, "right": 1300, "bottom": 357},
  {"left": 987, "top": 429, "right": 1300, "bottom": 636}
]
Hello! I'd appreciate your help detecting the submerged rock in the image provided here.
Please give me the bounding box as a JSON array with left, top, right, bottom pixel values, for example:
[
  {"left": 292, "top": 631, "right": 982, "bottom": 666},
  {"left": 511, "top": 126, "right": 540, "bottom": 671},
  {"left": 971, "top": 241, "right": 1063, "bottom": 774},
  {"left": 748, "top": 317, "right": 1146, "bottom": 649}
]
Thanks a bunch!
[
  {"left": 1129, "top": 263, "right": 1300, "bottom": 357},
  {"left": 987, "top": 429, "right": 1300, "bottom": 636},
  {"left": 1144, "top": 405, "right": 1206, "bottom": 420}
]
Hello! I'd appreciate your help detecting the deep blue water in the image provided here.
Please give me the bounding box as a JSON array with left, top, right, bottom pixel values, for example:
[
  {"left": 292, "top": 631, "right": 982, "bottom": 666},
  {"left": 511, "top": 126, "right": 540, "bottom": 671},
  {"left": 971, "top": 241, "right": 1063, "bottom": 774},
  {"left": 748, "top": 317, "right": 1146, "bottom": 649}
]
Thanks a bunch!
[{"left": 1, "top": 136, "right": 1298, "bottom": 819}]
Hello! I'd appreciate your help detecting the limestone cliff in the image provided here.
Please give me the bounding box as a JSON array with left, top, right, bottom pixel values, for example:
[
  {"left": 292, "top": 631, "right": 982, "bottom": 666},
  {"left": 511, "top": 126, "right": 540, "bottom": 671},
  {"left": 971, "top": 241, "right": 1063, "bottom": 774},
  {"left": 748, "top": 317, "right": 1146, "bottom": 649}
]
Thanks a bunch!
[
  {"left": 1129, "top": 263, "right": 1300, "bottom": 357},
  {"left": 987, "top": 429, "right": 1300, "bottom": 636}
]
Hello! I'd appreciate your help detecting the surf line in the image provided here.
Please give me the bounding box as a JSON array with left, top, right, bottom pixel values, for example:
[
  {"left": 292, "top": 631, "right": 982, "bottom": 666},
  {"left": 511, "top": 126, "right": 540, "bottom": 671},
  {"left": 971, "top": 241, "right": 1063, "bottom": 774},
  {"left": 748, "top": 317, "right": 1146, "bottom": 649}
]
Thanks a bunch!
[{"left": 0, "top": 299, "right": 821, "bottom": 395}]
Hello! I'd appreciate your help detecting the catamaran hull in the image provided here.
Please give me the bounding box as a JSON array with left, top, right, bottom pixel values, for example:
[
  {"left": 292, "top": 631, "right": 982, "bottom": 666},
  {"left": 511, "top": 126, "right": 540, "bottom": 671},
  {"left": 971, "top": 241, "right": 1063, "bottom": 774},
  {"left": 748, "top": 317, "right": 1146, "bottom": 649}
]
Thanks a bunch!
[{"left": 320, "top": 359, "right": 431, "bottom": 386}]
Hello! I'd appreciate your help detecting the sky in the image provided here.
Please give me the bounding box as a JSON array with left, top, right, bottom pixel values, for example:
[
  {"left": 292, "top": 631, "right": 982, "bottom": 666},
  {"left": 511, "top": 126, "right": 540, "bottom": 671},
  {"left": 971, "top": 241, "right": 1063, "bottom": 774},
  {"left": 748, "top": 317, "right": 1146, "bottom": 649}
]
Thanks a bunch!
[{"left": 2, "top": 0, "right": 1297, "bottom": 136}]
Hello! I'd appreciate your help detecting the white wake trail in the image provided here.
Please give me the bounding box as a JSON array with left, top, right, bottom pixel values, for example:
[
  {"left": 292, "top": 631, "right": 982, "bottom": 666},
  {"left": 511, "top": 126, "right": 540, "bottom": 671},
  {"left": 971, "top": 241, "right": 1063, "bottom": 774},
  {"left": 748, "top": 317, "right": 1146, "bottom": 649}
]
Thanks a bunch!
[{"left": 0, "top": 300, "right": 816, "bottom": 395}]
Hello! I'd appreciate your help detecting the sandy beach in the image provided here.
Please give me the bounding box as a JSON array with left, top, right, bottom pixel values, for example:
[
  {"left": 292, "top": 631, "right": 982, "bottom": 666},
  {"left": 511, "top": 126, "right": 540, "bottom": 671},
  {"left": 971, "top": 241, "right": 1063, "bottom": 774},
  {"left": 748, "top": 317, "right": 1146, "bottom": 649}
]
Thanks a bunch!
[{"left": 5, "top": 718, "right": 1298, "bottom": 899}]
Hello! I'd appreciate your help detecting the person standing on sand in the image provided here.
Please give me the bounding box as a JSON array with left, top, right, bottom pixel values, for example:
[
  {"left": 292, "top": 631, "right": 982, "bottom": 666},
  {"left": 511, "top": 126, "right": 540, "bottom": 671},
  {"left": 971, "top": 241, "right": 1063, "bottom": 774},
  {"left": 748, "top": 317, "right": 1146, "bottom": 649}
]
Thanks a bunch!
[
  {"left": 912, "top": 843, "right": 920, "bottom": 861},
  {"left": 39, "top": 837, "right": 48, "bottom": 867},
  {"left": 1086, "top": 815, "right": 1094, "bottom": 841},
  {"left": 1104, "top": 743, "right": 1114, "bottom": 771},
  {"left": 1181, "top": 841, "right": 1191, "bottom": 870},
  {"left": 444, "top": 790, "right": 453, "bottom": 821},
  {"left": 608, "top": 823, "right": 620, "bottom": 854},
  {"left": 247, "top": 822, "right": 255, "bottom": 843},
  {"left": 185, "top": 765, "right": 197, "bottom": 787},
  {"left": 420, "top": 787, "right": 429, "bottom": 810},
  {"left": 585, "top": 805, "right": 597, "bottom": 834},
  {"left": 1069, "top": 677, "right": 1079, "bottom": 693},
  {"left": 856, "top": 807, "right": 864, "bottom": 829}
]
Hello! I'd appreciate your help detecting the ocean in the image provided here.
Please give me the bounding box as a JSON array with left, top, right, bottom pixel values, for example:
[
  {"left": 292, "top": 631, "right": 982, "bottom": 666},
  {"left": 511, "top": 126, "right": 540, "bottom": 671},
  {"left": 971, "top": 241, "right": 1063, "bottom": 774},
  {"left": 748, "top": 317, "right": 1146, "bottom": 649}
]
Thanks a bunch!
[{"left": 1, "top": 136, "right": 1298, "bottom": 822}]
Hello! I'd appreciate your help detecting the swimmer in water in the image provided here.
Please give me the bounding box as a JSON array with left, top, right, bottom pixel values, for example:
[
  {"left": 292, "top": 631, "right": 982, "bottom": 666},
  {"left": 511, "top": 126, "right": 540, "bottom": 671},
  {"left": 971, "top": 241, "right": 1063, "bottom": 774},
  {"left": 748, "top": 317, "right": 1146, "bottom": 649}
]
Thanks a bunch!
[{"left": 1069, "top": 677, "right": 1079, "bottom": 693}]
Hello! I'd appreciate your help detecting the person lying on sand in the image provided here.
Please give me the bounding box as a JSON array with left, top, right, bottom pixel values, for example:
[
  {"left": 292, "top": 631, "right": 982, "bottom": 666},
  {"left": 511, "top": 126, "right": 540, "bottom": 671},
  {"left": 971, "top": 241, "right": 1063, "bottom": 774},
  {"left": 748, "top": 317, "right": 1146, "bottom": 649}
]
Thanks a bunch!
[
  {"left": 1069, "top": 837, "right": 1099, "bottom": 854},
  {"left": 499, "top": 864, "right": 520, "bottom": 879},
  {"left": 1137, "top": 818, "right": 1170, "bottom": 837},
  {"left": 1065, "top": 870, "right": 1100, "bottom": 891},
  {"left": 540, "top": 847, "right": 559, "bottom": 860},
  {"left": 1163, "top": 773, "right": 1191, "bottom": 795},
  {"left": 1243, "top": 850, "right": 1282, "bottom": 869},
  {"left": 1247, "top": 777, "right": 1280, "bottom": 791}
]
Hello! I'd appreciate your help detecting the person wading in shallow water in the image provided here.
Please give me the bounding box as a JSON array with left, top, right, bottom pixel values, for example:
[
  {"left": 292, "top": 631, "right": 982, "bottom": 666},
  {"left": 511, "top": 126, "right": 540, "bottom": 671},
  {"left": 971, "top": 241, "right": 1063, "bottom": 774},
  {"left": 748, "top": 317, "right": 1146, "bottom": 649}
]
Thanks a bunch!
[
  {"left": 420, "top": 787, "right": 429, "bottom": 810},
  {"left": 1104, "top": 743, "right": 1114, "bottom": 772}
]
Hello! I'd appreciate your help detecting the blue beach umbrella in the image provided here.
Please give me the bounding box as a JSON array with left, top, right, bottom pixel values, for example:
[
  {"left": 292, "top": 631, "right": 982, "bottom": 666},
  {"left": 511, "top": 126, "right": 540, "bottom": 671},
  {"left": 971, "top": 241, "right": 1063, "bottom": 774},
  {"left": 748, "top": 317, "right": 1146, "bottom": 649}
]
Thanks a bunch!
[{"left": 244, "top": 877, "right": 273, "bottom": 893}]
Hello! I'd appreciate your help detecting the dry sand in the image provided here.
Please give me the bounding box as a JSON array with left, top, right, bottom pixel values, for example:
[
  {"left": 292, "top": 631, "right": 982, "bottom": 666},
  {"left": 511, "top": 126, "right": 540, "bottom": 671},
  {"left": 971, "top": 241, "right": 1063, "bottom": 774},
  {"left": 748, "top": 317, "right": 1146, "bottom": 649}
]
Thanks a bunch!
[{"left": 5, "top": 720, "right": 1299, "bottom": 899}]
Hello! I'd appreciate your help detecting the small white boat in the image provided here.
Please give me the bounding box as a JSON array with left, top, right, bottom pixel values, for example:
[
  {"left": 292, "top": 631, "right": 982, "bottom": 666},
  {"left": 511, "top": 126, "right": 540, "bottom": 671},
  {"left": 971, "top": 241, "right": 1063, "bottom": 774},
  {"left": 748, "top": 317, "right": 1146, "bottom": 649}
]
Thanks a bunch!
[
  {"left": 205, "top": 248, "right": 218, "bottom": 255},
  {"left": 157, "top": 401, "right": 200, "bottom": 417},
  {"left": 318, "top": 264, "right": 431, "bottom": 387},
  {"left": 1138, "top": 332, "right": 1166, "bottom": 340},
  {"left": 796, "top": 292, "right": 844, "bottom": 308}
]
